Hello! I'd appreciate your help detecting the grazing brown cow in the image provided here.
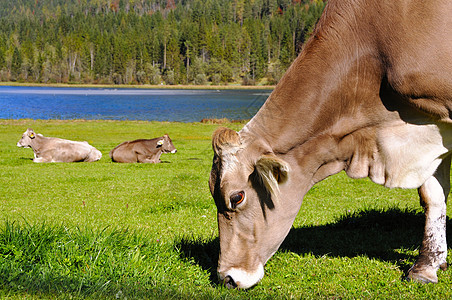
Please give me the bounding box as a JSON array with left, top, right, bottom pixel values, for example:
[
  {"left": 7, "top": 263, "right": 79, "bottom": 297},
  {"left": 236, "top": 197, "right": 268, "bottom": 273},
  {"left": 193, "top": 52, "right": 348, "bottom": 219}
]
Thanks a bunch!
[
  {"left": 210, "top": 0, "right": 452, "bottom": 289},
  {"left": 109, "top": 134, "right": 177, "bottom": 163},
  {"left": 17, "top": 128, "right": 102, "bottom": 163}
]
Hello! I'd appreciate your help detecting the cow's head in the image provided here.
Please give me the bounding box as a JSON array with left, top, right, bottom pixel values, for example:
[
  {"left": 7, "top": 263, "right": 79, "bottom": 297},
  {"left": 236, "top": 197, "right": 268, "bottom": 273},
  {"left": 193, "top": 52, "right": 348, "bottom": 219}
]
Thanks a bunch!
[
  {"left": 17, "top": 128, "right": 37, "bottom": 148},
  {"left": 157, "top": 134, "right": 177, "bottom": 153},
  {"left": 209, "top": 127, "right": 297, "bottom": 289}
]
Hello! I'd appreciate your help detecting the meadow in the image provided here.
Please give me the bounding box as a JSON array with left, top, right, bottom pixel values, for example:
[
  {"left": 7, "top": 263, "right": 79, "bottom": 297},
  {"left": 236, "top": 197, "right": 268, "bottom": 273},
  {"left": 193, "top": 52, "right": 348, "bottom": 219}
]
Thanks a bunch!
[{"left": 0, "top": 119, "right": 451, "bottom": 299}]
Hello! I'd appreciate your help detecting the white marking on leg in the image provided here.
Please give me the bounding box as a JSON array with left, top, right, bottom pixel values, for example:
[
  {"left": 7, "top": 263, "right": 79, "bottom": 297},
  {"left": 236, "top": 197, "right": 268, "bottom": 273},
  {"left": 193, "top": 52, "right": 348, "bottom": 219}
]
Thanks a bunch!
[{"left": 421, "top": 176, "right": 447, "bottom": 268}]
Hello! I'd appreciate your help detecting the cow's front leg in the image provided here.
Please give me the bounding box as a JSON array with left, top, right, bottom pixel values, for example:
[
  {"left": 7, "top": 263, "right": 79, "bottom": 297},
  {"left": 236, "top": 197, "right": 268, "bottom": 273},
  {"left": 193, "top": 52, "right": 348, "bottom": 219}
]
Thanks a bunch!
[
  {"left": 407, "top": 156, "right": 450, "bottom": 283},
  {"left": 137, "top": 154, "right": 159, "bottom": 163},
  {"left": 33, "top": 154, "right": 50, "bottom": 163}
]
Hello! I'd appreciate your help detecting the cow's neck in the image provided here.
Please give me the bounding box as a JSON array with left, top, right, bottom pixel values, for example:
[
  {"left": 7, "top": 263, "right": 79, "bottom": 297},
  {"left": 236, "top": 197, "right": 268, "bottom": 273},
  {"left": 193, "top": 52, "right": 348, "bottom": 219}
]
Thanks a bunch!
[
  {"left": 242, "top": 6, "right": 392, "bottom": 196},
  {"left": 29, "top": 135, "right": 48, "bottom": 154}
]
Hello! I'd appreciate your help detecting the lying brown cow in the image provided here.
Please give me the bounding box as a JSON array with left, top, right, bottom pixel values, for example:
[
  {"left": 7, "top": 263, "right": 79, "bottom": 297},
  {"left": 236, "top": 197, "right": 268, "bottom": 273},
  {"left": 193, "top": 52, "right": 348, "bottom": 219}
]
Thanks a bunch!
[
  {"left": 17, "top": 128, "right": 102, "bottom": 163},
  {"left": 109, "top": 134, "right": 177, "bottom": 163},
  {"left": 210, "top": 0, "right": 452, "bottom": 289}
]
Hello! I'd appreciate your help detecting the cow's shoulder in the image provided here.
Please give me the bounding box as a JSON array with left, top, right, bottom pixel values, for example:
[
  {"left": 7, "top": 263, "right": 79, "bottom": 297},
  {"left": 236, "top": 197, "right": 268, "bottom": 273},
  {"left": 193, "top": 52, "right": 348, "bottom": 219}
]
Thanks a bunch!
[{"left": 133, "top": 139, "right": 161, "bottom": 153}]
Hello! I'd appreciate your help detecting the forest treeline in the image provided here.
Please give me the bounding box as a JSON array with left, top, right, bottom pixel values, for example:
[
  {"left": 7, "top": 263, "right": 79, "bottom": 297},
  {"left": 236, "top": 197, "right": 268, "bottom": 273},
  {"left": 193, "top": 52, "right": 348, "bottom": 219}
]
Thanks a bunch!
[{"left": 0, "top": 0, "right": 325, "bottom": 85}]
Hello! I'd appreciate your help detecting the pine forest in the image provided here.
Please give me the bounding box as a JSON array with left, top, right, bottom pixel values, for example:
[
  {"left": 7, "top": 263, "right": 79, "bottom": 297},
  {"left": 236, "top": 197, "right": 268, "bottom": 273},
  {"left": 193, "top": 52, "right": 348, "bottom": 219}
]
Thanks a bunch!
[{"left": 0, "top": 0, "right": 326, "bottom": 86}]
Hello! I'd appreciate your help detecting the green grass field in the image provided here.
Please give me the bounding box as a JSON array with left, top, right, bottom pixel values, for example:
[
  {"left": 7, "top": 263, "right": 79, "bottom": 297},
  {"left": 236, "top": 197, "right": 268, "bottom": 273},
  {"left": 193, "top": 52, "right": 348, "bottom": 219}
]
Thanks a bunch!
[{"left": 1, "top": 120, "right": 451, "bottom": 299}]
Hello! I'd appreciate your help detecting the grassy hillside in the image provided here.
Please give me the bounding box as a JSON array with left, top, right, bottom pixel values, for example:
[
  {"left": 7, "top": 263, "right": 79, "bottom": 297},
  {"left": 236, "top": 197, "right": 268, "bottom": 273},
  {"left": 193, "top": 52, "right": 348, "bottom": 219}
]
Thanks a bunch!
[{"left": 0, "top": 120, "right": 451, "bottom": 299}]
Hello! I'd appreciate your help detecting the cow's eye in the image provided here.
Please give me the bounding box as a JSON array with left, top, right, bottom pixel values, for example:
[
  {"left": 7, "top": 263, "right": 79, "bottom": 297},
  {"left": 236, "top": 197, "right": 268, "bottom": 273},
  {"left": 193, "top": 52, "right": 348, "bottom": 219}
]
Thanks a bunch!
[{"left": 230, "top": 191, "right": 245, "bottom": 208}]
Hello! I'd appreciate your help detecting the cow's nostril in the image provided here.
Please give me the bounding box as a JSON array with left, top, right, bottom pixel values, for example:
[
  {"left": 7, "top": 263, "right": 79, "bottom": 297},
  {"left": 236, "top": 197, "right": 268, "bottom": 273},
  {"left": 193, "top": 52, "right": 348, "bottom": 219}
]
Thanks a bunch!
[{"left": 223, "top": 275, "right": 238, "bottom": 289}]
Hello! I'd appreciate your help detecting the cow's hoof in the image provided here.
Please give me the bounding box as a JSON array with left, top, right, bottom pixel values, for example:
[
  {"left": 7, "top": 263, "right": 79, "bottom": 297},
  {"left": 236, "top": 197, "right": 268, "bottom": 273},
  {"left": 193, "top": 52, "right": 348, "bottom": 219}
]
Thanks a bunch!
[{"left": 406, "top": 265, "right": 438, "bottom": 284}]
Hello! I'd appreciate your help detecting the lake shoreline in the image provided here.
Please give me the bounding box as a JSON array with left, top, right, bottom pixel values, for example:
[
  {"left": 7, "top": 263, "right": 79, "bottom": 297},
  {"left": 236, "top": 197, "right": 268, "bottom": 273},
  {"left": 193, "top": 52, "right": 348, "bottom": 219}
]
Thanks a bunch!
[{"left": 0, "top": 81, "right": 275, "bottom": 90}]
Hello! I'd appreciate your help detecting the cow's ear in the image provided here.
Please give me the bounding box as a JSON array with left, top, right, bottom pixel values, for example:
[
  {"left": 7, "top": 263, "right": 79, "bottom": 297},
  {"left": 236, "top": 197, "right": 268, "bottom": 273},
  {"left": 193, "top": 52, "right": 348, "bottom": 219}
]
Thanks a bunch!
[
  {"left": 28, "top": 130, "right": 36, "bottom": 139},
  {"left": 157, "top": 139, "right": 164, "bottom": 147},
  {"left": 212, "top": 127, "right": 241, "bottom": 155},
  {"left": 255, "top": 154, "right": 289, "bottom": 198}
]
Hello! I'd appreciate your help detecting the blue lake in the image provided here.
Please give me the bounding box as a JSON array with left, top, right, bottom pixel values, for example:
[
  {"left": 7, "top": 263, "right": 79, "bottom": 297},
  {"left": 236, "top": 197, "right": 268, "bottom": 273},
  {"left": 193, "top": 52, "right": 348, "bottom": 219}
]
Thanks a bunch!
[{"left": 0, "top": 86, "right": 272, "bottom": 122}]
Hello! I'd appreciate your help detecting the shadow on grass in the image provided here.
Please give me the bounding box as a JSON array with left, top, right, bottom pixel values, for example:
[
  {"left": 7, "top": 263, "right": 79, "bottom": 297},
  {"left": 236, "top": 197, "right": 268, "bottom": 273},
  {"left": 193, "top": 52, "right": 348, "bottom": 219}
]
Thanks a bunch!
[
  {"left": 177, "top": 207, "right": 452, "bottom": 286},
  {"left": 176, "top": 236, "right": 220, "bottom": 286}
]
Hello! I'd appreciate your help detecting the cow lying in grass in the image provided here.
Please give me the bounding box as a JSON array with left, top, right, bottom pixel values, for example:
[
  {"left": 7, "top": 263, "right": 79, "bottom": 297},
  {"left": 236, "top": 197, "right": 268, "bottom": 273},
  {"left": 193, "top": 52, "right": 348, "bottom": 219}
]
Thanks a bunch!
[
  {"left": 17, "top": 128, "right": 102, "bottom": 163},
  {"left": 109, "top": 134, "right": 177, "bottom": 163}
]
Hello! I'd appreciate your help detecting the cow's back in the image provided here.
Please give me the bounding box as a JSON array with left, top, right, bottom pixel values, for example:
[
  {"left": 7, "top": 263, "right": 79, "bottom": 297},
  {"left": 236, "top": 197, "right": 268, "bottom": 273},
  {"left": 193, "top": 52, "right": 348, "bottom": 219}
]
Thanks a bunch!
[
  {"left": 109, "top": 141, "right": 137, "bottom": 163},
  {"left": 110, "top": 139, "right": 161, "bottom": 163},
  {"left": 320, "top": 0, "right": 452, "bottom": 122},
  {"left": 53, "top": 139, "right": 101, "bottom": 162}
]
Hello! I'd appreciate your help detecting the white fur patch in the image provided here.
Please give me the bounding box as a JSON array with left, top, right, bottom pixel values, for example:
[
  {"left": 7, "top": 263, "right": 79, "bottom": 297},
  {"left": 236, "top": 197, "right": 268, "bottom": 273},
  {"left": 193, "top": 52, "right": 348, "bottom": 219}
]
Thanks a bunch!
[
  {"left": 221, "top": 152, "right": 240, "bottom": 173},
  {"left": 374, "top": 123, "right": 452, "bottom": 188},
  {"left": 220, "top": 264, "right": 265, "bottom": 289}
]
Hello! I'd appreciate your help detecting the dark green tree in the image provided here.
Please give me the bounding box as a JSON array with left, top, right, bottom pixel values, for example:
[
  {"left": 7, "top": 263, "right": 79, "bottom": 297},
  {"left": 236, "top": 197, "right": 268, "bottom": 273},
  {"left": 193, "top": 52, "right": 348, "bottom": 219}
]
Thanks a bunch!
[{"left": 11, "top": 46, "right": 22, "bottom": 80}]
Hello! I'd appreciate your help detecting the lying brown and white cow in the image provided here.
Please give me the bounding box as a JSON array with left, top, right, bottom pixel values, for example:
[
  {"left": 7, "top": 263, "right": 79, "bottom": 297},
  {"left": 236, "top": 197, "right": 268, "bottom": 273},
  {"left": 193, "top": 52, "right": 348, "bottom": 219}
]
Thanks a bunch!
[
  {"left": 210, "top": 0, "right": 452, "bottom": 289},
  {"left": 17, "top": 128, "right": 102, "bottom": 163},
  {"left": 109, "top": 134, "right": 177, "bottom": 163}
]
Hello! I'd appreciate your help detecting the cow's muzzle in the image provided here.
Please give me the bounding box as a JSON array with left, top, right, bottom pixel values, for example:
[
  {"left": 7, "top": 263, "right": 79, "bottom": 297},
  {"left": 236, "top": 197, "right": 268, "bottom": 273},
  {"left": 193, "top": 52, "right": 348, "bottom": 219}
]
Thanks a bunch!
[{"left": 217, "top": 263, "right": 264, "bottom": 289}]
